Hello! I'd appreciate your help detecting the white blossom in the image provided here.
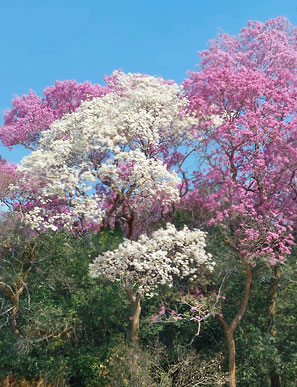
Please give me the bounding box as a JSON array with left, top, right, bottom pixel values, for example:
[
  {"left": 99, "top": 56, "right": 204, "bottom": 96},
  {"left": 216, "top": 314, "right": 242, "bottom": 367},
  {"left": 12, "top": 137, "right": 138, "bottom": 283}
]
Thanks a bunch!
[
  {"left": 15, "top": 72, "right": 201, "bottom": 230},
  {"left": 89, "top": 223, "right": 215, "bottom": 297}
]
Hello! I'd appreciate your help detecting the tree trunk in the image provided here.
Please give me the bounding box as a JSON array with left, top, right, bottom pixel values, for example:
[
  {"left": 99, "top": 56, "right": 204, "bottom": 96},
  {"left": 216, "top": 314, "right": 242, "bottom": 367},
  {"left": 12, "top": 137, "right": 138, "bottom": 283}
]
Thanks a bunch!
[
  {"left": 268, "top": 266, "right": 279, "bottom": 334},
  {"left": 127, "top": 216, "right": 134, "bottom": 240},
  {"left": 226, "top": 329, "right": 236, "bottom": 387},
  {"left": 131, "top": 293, "right": 141, "bottom": 342},
  {"left": 269, "top": 267, "right": 281, "bottom": 387},
  {"left": 11, "top": 294, "right": 20, "bottom": 336},
  {"left": 219, "top": 252, "right": 253, "bottom": 387},
  {"left": 270, "top": 371, "right": 281, "bottom": 387},
  {"left": 0, "top": 282, "right": 21, "bottom": 336},
  {"left": 126, "top": 287, "right": 142, "bottom": 342}
]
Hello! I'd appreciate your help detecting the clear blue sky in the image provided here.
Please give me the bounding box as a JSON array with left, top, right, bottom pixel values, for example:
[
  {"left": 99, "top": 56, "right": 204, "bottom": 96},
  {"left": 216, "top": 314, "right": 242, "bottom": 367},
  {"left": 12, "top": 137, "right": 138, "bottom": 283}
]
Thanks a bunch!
[{"left": 1, "top": 0, "right": 297, "bottom": 163}]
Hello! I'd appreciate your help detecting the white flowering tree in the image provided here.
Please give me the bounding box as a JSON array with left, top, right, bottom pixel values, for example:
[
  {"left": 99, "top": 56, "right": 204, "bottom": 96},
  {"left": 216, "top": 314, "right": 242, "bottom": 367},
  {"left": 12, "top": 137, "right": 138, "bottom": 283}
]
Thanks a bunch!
[
  {"left": 14, "top": 71, "right": 198, "bottom": 236},
  {"left": 89, "top": 223, "right": 215, "bottom": 341}
]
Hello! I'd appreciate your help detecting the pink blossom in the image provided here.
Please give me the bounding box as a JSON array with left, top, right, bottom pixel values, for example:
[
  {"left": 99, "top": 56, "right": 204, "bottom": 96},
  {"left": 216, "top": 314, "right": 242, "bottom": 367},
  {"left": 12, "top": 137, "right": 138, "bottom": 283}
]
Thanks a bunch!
[
  {"left": 174, "top": 316, "right": 183, "bottom": 321},
  {"left": 183, "top": 16, "right": 297, "bottom": 266},
  {"left": 0, "top": 81, "right": 108, "bottom": 149},
  {"left": 159, "top": 305, "right": 166, "bottom": 315}
]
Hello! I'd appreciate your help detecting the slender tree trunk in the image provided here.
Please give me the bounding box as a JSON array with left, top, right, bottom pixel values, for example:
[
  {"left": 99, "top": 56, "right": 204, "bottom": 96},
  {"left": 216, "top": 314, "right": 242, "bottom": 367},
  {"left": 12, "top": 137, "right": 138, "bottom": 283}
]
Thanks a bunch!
[
  {"left": 126, "top": 287, "right": 142, "bottom": 342},
  {"left": 226, "top": 329, "right": 236, "bottom": 387},
  {"left": 0, "top": 282, "right": 21, "bottom": 335},
  {"left": 270, "top": 371, "right": 281, "bottom": 387},
  {"left": 127, "top": 216, "right": 134, "bottom": 240},
  {"left": 11, "top": 294, "right": 20, "bottom": 336},
  {"left": 219, "top": 253, "right": 253, "bottom": 387},
  {"left": 131, "top": 294, "right": 141, "bottom": 342},
  {"left": 269, "top": 266, "right": 281, "bottom": 387}
]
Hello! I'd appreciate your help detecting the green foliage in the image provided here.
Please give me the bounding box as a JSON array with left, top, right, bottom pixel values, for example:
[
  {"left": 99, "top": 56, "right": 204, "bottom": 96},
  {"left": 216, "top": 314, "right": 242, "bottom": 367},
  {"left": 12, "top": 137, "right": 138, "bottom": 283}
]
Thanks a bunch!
[
  {"left": 0, "top": 220, "right": 297, "bottom": 386},
  {"left": 0, "top": 227, "right": 130, "bottom": 385}
]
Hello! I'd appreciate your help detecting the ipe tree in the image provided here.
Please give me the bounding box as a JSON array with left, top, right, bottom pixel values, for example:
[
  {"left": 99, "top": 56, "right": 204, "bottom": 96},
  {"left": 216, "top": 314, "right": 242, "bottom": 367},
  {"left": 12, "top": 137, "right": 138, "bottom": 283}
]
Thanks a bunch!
[
  {"left": 90, "top": 223, "right": 215, "bottom": 342},
  {"left": 183, "top": 17, "right": 297, "bottom": 386},
  {"left": 10, "top": 71, "right": 201, "bottom": 238}
]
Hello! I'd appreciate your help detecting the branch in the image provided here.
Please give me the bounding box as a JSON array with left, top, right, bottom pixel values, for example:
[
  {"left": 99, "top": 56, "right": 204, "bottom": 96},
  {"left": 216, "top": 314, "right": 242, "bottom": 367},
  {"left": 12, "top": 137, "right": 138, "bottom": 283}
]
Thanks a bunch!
[{"left": 0, "top": 281, "right": 15, "bottom": 300}]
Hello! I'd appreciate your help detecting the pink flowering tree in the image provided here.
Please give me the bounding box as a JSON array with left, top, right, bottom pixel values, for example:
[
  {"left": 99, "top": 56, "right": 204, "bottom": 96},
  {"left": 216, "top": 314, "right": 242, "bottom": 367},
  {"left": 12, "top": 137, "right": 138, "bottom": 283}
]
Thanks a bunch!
[
  {"left": 89, "top": 223, "right": 215, "bottom": 342},
  {"left": 0, "top": 80, "right": 108, "bottom": 150},
  {"left": 183, "top": 17, "right": 297, "bottom": 386}
]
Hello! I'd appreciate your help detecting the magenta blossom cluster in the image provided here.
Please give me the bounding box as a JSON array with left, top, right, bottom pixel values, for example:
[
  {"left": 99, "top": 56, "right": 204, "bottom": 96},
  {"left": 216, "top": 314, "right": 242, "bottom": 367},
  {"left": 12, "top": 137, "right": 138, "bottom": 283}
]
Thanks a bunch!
[
  {"left": 182, "top": 17, "right": 297, "bottom": 265},
  {"left": 152, "top": 288, "right": 223, "bottom": 326},
  {"left": 0, "top": 80, "right": 109, "bottom": 149},
  {"left": 0, "top": 157, "right": 17, "bottom": 206}
]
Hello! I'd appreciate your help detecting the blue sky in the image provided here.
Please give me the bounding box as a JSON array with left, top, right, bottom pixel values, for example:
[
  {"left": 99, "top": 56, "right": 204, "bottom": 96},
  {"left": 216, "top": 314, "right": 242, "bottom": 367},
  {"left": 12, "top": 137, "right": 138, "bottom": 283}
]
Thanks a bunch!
[{"left": 1, "top": 0, "right": 297, "bottom": 163}]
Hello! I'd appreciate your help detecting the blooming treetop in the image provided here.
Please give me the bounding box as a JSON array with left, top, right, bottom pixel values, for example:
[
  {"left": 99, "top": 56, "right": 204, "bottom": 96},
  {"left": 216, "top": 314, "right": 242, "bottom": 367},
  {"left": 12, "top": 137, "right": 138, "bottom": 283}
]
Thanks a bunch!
[
  {"left": 14, "top": 71, "right": 198, "bottom": 234},
  {"left": 183, "top": 17, "right": 297, "bottom": 265},
  {"left": 36, "top": 71, "right": 197, "bottom": 156},
  {"left": 89, "top": 223, "right": 215, "bottom": 297},
  {"left": 0, "top": 80, "right": 108, "bottom": 149}
]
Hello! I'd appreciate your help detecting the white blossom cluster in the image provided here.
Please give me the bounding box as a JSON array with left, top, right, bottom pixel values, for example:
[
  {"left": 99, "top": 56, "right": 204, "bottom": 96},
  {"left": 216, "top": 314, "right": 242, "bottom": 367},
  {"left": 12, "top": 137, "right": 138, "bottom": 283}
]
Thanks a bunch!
[
  {"left": 98, "top": 150, "right": 180, "bottom": 209},
  {"left": 16, "top": 71, "right": 201, "bottom": 230},
  {"left": 89, "top": 223, "right": 215, "bottom": 297},
  {"left": 22, "top": 206, "right": 70, "bottom": 232},
  {"left": 37, "top": 70, "right": 198, "bottom": 155}
]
